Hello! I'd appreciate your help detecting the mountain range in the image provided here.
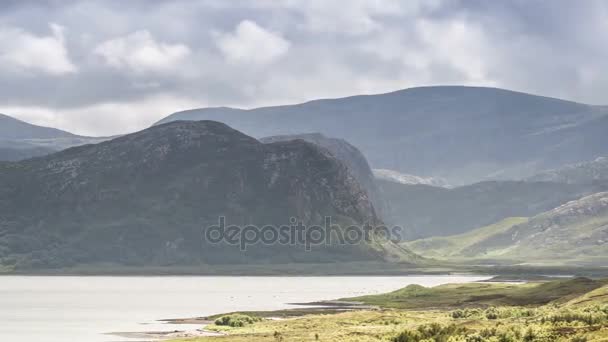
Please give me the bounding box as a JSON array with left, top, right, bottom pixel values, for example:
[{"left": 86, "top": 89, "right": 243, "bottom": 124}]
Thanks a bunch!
[
  {"left": 377, "top": 178, "right": 606, "bottom": 240},
  {"left": 157, "top": 86, "right": 608, "bottom": 185},
  {"left": 1, "top": 86, "right": 607, "bottom": 270}
]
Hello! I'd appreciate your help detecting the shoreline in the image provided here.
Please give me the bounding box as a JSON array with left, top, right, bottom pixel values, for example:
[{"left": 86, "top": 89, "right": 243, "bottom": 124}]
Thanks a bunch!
[{"left": 2, "top": 263, "right": 608, "bottom": 277}]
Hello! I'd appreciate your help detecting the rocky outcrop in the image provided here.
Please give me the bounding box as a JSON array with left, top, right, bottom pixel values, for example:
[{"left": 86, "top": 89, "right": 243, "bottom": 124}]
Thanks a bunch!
[
  {"left": 260, "top": 133, "right": 386, "bottom": 216},
  {"left": 373, "top": 169, "right": 450, "bottom": 188}
]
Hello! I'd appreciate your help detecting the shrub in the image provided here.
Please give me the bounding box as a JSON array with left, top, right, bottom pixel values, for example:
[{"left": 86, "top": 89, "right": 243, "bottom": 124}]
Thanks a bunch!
[
  {"left": 485, "top": 307, "right": 499, "bottom": 320},
  {"left": 214, "top": 314, "right": 261, "bottom": 327}
]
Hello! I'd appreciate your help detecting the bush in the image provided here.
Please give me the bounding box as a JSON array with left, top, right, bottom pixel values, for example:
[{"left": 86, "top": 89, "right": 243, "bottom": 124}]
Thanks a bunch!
[
  {"left": 214, "top": 314, "right": 261, "bottom": 327},
  {"left": 485, "top": 307, "right": 499, "bottom": 320},
  {"left": 392, "top": 324, "right": 469, "bottom": 342}
]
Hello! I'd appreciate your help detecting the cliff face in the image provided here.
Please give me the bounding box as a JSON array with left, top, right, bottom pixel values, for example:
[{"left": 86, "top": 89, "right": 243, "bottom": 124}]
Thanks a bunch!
[
  {"left": 0, "top": 121, "right": 402, "bottom": 269},
  {"left": 260, "top": 133, "right": 386, "bottom": 217}
]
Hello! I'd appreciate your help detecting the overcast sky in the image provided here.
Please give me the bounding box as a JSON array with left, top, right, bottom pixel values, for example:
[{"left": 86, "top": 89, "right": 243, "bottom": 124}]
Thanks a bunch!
[{"left": 0, "top": 0, "right": 607, "bottom": 136}]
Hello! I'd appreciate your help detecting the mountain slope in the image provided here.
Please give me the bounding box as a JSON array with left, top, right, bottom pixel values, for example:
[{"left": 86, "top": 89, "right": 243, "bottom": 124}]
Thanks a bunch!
[
  {"left": 528, "top": 156, "right": 608, "bottom": 184},
  {"left": 378, "top": 179, "right": 603, "bottom": 240},
  {"left": 464, "top": 192, "right": 608, "bottom": 265},
  {"left": 0, "top": 121, "right": 415, "bottom": 270},
  {"left": 0, "top": 113, "right": 107, "bottom": 161},
  {"left": 260, "top": 133, "right": 386, "bottom": 216},
  {"left": 406, "top": 217, "right": 529, "bottom": 259},
  {"left": 156, "top": 86, "right": 608, "bottom": 184},
  {"left": 408, "top": 193, "right": 608, "bottom": 266},
  {"left": 0, "top": 113, "right": 76, "bottom": 139}
]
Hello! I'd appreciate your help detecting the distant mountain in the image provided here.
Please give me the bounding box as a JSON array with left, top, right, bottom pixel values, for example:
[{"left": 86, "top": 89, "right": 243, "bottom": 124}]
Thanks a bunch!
[
  {"left": 378, "top": 179, "right": 604, "bottom": 240},
  {"left": 156, "top": 86, "right": 608, "bottom": 184},
  {"left": 528, "top": 156, "right": 608, "bottom": 184},
  {"left": 408, "top": 192, "right": 608, "bottom": 266},
  {"left": 373, "top": 169, "right": 450, "bottom": 187},
  {"left": 260, "top": 133, "right": 386, "bottom": 216},
  {"left": 0, "top": 113, "right": 107, "bottom": 161},
  {"left": 0, "top": 121, "right": 416, "bottom": 270},
  {"left": 0, "top": 113, "right": 76, "bottom": 139}
]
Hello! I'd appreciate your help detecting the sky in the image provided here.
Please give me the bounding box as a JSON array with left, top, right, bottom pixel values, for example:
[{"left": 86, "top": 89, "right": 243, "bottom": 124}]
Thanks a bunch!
[{"left": 0, "top": 0, "right": 607, "bottom": 136}]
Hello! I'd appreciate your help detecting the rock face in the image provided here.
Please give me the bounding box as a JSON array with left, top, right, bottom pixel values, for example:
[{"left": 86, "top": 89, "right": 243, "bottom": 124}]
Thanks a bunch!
[
  {"left": 378, "top": 179, "right": 604, "bottom": 240},
  {"left": 155, "top": 86, "right": 608, "bottom": 185},
  {"left": 260, "top": 133, "right": 386, "bottom": 216},
  {"left": 462, "top": 192, "right": 608, "bottom": 265},
  {"left": 527, "top": 157, "right": 608, "bottom": 184},
  {"left": 0, "top": 121, "right": 413, "bottom": 269},
  {"left": 0, "top": 113, "right": 107, "bottom": 161}
]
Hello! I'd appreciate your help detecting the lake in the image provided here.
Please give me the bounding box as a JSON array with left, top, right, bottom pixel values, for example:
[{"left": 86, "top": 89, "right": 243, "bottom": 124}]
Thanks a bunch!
[{"left": 0, "top": 275, "right": 490, "bottom": 342}]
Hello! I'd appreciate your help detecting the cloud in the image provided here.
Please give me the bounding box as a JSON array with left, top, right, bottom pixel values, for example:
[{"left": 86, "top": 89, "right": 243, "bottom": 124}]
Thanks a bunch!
[
  {"left": 0, "top": 1, "right": 608, "bottom": 135},
  {"left": 1, "top": 94, "right": 206, "bottom": 136},
  {"left": 94, "top": 30, "right": 191, "bottom": 73},
  {"left": 215, "top": 20, "right": 290, "bottom": 65},
  {"left": 0, "top": 23, "right": 77, "bottom": 75}
]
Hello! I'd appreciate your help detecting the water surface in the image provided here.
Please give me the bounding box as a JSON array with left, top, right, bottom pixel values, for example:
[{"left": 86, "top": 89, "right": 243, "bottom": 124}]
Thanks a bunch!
[{"left": 0, "top": 275, "right": 490, "bottom": 342}]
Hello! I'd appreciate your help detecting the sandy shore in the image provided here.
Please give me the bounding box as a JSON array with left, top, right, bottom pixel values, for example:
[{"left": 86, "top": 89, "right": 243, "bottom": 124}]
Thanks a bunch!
[{"left": 107, "top": 318, "right": 222, "bottom": 341}]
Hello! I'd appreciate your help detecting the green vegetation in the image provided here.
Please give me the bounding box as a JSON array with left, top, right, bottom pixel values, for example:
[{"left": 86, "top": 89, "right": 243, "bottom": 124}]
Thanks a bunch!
[
  {"left": 168, "top": 278, "right": 608, "bottom": 342},
  {"left": 406, "top": 217, "right": 528, "bottom": 259},
  {"left": 214, "top": 314, "right": 262, "bottom": 327},
  {"left": 405, "top": 191, "right": 608, "bottom": 266},
  {"left": 343, "top": 278, "right": 607, "bottom": 309}
]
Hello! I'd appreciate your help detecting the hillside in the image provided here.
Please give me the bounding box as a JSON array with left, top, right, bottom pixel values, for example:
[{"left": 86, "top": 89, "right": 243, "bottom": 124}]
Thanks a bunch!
[
  {"left": 0, "top": 113, "right": 76, "bottom": 139},
  {"left": 377, "top": 179, "right": 601, "bottom": 240},
  {"left": 156, "top": 86, "right": 608, "bottom": 184},
  {"left": 0, "top": 121, "right": 416, "bottom": 270},
  {"left": 0, "top": 113, "right": 107, "bottom": 161},
  {"left": 406, "top": 217, "right": 529, "bottom": 259},
  {"left": 407, "top": 192, "right": 608, "bottom": 266},
  {"left": 528, "top": 156, "right": 608, "bottom": 184}
]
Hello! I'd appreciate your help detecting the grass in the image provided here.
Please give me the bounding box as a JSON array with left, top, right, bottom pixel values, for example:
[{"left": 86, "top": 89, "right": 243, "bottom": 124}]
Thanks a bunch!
[
  {"left": 405, "top": 217, "right": 528, "bottom": 259},
  {"left": 168, "top": 278, "right": 608, "bottom": 342},
  {"left": 342, "top": 277, "right": 608, "bottom": 309}
]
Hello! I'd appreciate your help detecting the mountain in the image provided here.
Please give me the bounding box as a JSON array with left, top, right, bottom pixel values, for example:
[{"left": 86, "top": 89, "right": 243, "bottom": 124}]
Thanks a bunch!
[
  {"left": 527, "top": 156, "right": 608, "bottom": 184},
  {"left": 0, "top": 113, "right": 107, "bottom": 161},
  {"left": 378, "top": 179, "right": 604, "bottom": 240},
  {"left": 373, "top": 169, "right": 450, "bottom": 187},
  {"left": 155, "top": 86, "right": 608, "bottom": 185},
  {"left": 259, "top": 133, "right": 386, "bottom": 216},
  {"left": 0, "top": 121, "right": 416, "bottom": 270},
  {"left": 0, "top": 113, "right": 76, "bottom": 139},
  {"left": 408, "top": 192, "right": 608, "bottom": 266}
]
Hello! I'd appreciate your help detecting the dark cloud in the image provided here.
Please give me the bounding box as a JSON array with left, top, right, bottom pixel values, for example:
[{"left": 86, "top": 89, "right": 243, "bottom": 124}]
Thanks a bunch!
[{"left": 0, "top": 0, "right": 606, "bottom": 135}]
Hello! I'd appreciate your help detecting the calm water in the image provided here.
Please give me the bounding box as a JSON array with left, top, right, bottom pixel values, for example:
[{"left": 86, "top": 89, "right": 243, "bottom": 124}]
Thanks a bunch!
[{"left": 0, "top": 275, "right": 489, "bottom": 342}]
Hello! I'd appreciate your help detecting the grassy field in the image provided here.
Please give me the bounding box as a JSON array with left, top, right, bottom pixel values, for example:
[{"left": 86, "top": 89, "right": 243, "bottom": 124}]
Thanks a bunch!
[
  {"left": 169, "top": 278, "right": 608, "bottom": 342},
  {"left": 405, "top": 217, "right": 529, "bottom": 259}
]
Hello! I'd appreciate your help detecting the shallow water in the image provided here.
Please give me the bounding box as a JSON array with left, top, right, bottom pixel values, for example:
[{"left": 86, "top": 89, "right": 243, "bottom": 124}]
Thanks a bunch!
[{"left": 0, "top": 275, "right": 490, "bottom": 342}]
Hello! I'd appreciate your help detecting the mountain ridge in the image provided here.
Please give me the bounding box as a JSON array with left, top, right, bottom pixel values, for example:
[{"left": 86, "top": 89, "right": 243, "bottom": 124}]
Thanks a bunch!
[{"left": 155, "top": 86, "right": 608, "bottom": 184}]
